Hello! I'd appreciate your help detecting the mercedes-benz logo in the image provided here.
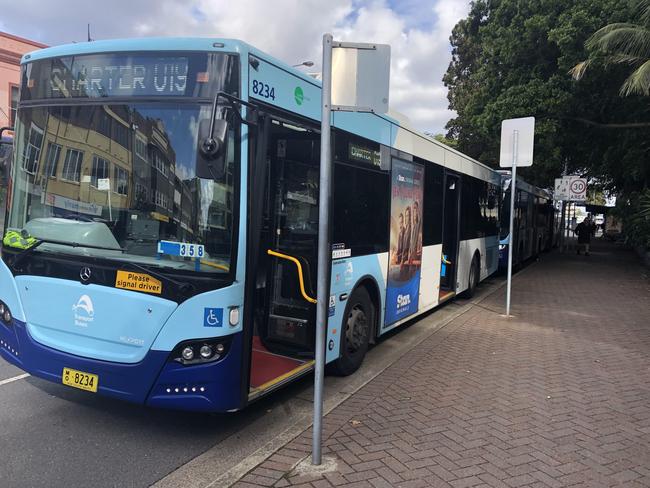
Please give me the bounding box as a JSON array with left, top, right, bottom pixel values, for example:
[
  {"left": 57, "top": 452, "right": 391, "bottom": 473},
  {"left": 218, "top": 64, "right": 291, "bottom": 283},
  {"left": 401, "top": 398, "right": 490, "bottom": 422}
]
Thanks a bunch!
[{"left": 80, "top": 267, "right": 92, "bottom": 282}]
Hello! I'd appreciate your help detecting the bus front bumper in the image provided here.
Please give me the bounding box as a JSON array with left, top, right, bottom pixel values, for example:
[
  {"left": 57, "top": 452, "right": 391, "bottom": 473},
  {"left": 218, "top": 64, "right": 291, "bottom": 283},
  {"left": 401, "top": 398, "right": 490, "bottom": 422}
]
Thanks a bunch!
[{"left": 0, "top": 318, "right": 243, "bottom": 412}]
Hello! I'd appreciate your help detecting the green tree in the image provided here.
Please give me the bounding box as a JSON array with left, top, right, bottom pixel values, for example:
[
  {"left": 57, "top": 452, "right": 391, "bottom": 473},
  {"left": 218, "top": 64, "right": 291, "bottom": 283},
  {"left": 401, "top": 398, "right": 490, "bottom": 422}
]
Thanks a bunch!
[
  {"left": 571, "top": 0, "right": 650, "bottom": 95},
  {"left": 443, "top": 0, "right": 649, "bottom": 195},
  {"left": 431, "top": 133, "right": 459, "bottom": 149}
]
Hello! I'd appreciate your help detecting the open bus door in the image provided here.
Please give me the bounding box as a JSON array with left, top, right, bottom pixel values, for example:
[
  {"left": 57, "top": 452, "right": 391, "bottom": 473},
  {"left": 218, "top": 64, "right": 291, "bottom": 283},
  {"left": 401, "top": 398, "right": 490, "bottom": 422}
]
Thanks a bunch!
[
  {"left": 440, "top": 171, "right": 460, "bottom": 301},
  {"left": 248, "top": 115, "right": 320, "bottom": 401}
]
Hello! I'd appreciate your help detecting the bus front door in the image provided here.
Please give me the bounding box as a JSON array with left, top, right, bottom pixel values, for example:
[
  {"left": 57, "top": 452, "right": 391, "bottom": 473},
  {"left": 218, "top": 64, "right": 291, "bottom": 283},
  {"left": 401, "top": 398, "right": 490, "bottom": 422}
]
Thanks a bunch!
[
  {"left": 264, "top": 150, "right": 319, "bottom": 354},
  {"left": 249, "top": 119, "right": 320, "bottom": 399}
]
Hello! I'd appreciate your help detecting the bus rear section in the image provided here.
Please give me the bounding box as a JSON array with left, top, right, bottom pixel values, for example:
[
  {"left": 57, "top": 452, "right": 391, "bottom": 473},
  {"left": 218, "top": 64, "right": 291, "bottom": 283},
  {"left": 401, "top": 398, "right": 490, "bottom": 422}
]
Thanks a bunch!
[{"left": 498, "top": 174, "right": 555, "bottom": 269}]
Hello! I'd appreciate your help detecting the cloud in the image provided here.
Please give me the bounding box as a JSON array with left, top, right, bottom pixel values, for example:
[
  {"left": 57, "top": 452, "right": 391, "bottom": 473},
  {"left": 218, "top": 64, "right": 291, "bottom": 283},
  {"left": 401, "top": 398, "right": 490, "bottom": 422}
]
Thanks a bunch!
[{"left": 0, "top": 0, "right": 470, "bottom": 134}]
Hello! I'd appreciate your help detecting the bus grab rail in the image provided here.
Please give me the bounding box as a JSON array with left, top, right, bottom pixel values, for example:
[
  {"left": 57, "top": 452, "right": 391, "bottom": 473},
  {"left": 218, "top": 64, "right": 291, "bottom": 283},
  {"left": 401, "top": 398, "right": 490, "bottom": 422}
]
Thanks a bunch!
[{"left": 266, "top": 249, "right": 317, "bottom": 304}]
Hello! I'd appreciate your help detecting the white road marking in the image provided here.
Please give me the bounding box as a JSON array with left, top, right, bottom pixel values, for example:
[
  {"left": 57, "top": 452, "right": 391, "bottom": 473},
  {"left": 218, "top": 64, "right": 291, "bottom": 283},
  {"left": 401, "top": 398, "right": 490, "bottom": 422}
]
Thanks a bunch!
[{"left": 0, "top": 373, "right": 30, "bottom": 387}]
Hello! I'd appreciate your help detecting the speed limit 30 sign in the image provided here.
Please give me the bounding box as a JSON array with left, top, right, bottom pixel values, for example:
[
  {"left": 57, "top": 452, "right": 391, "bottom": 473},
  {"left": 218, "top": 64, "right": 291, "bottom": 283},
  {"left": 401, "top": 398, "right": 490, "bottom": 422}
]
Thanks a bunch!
[{"left": 554, "top": 176, "right": 587, "bottom": 201}]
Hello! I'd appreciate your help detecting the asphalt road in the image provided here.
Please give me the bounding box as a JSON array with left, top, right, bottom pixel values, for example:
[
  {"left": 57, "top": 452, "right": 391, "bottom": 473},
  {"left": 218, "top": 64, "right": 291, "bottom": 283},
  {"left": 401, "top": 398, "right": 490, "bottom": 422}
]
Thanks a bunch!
[{"left": 0, "top": 359, "right": 313, "bottom": 488}]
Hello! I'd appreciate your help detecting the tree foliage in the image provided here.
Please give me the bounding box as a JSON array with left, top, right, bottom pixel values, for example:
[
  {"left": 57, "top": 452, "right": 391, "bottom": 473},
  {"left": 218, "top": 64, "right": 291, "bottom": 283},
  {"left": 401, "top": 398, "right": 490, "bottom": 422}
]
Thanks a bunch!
[
  {"left": 443, "top": 0, "right": 650, "bottom": 195},
  {"left": 572, "top": 0, "right": 650, "bottom": 96}
]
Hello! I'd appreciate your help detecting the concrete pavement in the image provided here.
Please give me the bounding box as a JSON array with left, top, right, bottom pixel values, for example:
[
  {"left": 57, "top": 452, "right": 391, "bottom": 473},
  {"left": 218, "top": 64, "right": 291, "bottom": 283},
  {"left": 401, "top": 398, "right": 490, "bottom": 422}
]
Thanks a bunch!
[
  {"left": 0, "top": 258, "right": 503, "bottom": 488},
  {"left": 232, "top": 241, "right": 650, "bottom": 487}
]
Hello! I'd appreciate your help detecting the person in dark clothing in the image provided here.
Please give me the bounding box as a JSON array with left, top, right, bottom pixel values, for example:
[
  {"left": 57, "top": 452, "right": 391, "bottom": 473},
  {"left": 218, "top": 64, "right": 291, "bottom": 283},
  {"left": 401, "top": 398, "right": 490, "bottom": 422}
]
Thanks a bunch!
[{"left": 575, "top": 216, "right": 595, "bottom": 256}]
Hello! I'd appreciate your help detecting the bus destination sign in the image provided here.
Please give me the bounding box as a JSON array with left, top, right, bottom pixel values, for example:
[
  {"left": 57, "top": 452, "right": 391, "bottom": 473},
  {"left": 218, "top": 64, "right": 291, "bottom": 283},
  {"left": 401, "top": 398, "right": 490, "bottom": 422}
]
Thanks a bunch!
[
  {"left": 348, "top": 142, "right": 381, "bottom": 167},
  {"left": 25, "top": 55, "right": 197, "bottom": 99}
]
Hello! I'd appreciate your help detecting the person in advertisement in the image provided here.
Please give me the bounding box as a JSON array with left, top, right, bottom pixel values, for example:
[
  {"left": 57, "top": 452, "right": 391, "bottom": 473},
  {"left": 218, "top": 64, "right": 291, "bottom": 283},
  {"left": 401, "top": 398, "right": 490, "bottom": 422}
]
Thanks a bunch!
[
  {"left": 386, "top": 159, "right": 424, "bottom": 326},
  {"left": 409, "top": 199, "right": 422, "bottom": 271}
]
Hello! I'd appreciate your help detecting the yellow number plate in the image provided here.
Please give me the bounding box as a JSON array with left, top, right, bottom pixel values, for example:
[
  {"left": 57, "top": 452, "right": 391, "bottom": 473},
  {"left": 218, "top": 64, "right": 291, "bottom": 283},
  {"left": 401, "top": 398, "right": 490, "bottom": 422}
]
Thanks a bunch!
[{"left": 62, "top": 367, "right": 98, "bottom": 393}]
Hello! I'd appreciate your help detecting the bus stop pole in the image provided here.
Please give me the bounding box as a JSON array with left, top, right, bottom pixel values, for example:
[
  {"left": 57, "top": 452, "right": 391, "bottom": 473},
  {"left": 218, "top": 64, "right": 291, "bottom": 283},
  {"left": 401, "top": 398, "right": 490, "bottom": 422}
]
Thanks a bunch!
[
  {"left": 313, "top": 32, "right": 333, "bottom": 466},
  {"left": 505, "top": 130, "right": 518, "bottom": 317}
]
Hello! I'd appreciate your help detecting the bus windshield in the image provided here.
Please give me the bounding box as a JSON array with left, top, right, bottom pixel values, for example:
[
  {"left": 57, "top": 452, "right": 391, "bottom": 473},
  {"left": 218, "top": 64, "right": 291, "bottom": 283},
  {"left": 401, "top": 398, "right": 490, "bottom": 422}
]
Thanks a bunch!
[{"left": 4, "top": 52, "right": 240, "bottom": 275}]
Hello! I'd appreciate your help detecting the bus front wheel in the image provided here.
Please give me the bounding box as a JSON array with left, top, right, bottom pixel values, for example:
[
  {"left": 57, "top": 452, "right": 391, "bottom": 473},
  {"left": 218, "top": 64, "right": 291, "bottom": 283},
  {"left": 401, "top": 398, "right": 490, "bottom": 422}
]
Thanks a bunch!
[{"left": 328, "top": 287, "right": 373, "bottom": 376}]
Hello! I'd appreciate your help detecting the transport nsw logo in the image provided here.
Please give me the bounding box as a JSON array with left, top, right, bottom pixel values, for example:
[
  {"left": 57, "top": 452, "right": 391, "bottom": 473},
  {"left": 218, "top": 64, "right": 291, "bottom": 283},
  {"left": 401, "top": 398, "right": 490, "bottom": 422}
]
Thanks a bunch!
[{"left": 72, "top": 294, "right": 95, "bottom": 327}]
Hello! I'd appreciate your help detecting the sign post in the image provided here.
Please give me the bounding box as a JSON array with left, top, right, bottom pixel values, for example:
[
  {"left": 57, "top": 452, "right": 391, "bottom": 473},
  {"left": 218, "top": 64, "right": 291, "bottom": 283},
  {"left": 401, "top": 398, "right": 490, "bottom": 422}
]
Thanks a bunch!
[
  {"left": 313, "top": 34, "right": 390, "bottom": 465},
  {"left": 97, "top": 178, "right": 112, "bottom": 221},
  {"left": 554, "top": 176, "right": 587, "bottom": 251},
  {"left": 500, "top": 117, "right": 535, "bottom": 317}
]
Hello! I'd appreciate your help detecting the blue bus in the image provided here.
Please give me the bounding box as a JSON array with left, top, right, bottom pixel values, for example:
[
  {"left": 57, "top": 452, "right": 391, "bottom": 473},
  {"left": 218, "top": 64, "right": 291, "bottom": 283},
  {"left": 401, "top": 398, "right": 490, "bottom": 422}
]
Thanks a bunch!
[
  {"left": 0, "top": 38, "right": 501, "bottom": 412},
  {"left": 498, "top": 172, "right": 555, "bottom": 269}
]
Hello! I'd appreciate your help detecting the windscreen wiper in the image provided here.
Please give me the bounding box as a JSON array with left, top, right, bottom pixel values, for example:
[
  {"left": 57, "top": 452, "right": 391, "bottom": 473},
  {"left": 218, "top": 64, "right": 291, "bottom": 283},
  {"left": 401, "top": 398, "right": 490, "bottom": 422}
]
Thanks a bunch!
[
  {"left": 10, "top": 236, "right": 193, "bottom": 295},
  {"left": 11, "top": 236, "right": 125, "bottom": 267}
]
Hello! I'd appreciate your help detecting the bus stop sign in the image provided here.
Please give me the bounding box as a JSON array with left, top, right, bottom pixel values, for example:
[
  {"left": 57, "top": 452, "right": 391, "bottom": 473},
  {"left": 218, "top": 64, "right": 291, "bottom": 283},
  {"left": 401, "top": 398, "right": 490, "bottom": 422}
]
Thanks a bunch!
[
  {"left": 499, "top": 117, "right": 535, "bottom": 168},
  {"left": 331, "top": 42, "right": 390, "bottom": 113}
]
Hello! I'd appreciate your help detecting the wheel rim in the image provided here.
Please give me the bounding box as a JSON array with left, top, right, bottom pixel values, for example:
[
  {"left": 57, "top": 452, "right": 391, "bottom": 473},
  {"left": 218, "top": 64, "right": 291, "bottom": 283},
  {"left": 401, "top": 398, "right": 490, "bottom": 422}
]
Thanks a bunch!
[
  {"left": 345, "top": 303, "right": 368, "bottom": 354},
  {"left": 470, "top": 262, "right": 476, "bottom": 289}
]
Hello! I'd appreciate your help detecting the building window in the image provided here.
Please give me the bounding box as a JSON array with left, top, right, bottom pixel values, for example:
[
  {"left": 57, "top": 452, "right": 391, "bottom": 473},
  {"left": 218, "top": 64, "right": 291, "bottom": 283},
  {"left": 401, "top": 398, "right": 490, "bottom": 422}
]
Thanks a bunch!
[
  {"left": 114, "top": 166, "right": 128, "bottom": 195},
  {"left": 91, "top": 155, "right": 110, "bottom": 187},
  {"left": 44, "top": 142, "right": 62, "bottom": 178},
  {"left": 135, "top": 137, "right": 147, "bottom": 160},
  {"left": 97, "top": 110, "right": 112, "bottom": 138},
  {"left": 155, "top": 190, "right": 169, "bottom": 209},
  {"left": 21, "top": 123, "right": 43, "bottom": 174},
  {"left": 10, "top": 86, "right": 19, "bottom": 127},
  {"left": 113, "top": 122, "right": 129, "bottom": 148},
  {"left": 152, "top": 152, "right": 167, "bottom": 177},
  {"left": 62, "top": 149, "right": 84, "bottom": 182}
]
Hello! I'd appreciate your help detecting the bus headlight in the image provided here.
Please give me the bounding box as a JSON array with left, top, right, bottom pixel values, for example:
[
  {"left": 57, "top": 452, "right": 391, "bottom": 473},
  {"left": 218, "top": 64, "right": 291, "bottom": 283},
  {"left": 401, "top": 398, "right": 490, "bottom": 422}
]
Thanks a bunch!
[
  {"left": 199, "top": 344, "right": 213, "bottom": 359},
  {"left": 181, "top": 347, "right": 195, "bottom": 361},
  {"left": 171, "top": 337, "right": 231, "bottom": 366},
  {"left": 0, "top": 301, "right": 11, "bottom": 325},
  {"left": 499, "top": 244, "right": 506, "bottom": 251}
]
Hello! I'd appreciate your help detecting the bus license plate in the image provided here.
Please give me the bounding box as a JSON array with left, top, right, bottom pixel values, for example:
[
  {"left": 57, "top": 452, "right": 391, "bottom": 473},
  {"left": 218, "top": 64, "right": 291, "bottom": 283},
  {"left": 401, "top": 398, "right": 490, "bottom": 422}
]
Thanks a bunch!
[{"left": 62, "top": 367, "right": 98, "bottom": 393}]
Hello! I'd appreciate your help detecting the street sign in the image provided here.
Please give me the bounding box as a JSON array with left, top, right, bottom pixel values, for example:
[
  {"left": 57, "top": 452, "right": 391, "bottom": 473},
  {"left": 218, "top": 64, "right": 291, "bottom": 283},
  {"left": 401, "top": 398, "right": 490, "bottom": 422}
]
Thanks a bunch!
[
  {"left": 331, "top": 42, "right": 390, "bottom": 113},
  {"left": 569, "top": 178, "right": 587, "bottom": 201},
  {"left": 554, "top": 176, "right": 587, "bottom": 201},
  {"left": 499, "top": 116, "right": 535, "bottom": 318},
  {"left": 499, "top": 117, "right": 535, "bottom": 167},
  {"left": 312, "top": 34, "right": 391, "bottom": 466},
  {"left": 97, "top": 178, "right": 110, "bottom": 191}
]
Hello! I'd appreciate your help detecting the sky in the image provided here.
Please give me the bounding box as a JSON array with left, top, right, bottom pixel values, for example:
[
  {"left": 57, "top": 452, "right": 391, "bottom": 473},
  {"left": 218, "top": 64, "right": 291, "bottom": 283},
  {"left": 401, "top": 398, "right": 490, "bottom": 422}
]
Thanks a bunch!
[{"left": 0, "top": 0, "right": 471, "bottom": 134}]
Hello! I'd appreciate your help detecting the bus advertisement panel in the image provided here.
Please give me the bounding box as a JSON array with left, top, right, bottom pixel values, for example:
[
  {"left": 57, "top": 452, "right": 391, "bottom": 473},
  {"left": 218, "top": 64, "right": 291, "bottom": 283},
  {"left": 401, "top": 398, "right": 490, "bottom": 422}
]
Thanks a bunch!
[{"left": 385, "top": 158, "right": 423, "bottom": 326}]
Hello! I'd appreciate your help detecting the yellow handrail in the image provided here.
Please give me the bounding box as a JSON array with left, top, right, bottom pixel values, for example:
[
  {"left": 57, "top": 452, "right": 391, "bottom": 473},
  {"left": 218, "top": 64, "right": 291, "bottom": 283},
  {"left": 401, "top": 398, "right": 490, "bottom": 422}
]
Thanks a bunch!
[
  {"left": 200, "top": 259, "right": 230, "bottom": 272},
  {"left": 267, "top": 249, "right": 317, "bottom": 304}
]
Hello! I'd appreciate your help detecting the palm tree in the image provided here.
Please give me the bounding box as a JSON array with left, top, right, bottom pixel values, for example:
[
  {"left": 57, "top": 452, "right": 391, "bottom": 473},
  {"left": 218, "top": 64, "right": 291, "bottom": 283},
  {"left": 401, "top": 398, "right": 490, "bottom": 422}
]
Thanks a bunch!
[{"left": 571, "top": 0, "right": 650, "bottom": 96}]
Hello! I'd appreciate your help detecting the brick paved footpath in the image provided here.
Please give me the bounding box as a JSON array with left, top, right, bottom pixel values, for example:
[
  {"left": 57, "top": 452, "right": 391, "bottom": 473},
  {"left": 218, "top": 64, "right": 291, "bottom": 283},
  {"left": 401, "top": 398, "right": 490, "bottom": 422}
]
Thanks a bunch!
[{"left": 233, "top": 241, "right": 650, "bottom": 488}]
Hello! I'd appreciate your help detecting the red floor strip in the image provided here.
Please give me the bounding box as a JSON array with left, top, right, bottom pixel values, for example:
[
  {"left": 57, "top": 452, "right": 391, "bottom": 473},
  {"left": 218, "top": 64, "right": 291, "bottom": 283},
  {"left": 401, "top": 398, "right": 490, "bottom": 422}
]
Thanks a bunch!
[{"left": 250, "top": 336, "right": 306, "bottom": 389}]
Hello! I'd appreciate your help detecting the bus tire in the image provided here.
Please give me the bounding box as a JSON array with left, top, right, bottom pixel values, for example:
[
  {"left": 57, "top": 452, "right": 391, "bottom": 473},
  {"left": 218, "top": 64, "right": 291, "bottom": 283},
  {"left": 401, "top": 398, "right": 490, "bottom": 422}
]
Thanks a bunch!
[
  {"left": 328, "top": 286, "right": 373, "bottom": 376},
  {"left": 463, "top": 255, "right": 480, "bottom": 298}
]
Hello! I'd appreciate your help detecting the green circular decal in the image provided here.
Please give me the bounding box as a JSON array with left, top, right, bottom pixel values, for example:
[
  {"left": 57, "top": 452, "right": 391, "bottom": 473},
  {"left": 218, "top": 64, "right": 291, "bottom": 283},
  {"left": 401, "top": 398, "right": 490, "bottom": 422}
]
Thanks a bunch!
[{"left": 294, "top": 86, "right": 304, "bottom": 106}]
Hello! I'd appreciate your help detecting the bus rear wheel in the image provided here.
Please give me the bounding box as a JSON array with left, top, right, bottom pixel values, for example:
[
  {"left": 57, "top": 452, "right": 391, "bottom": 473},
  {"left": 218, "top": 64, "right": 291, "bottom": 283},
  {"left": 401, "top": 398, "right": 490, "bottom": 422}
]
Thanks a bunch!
[
  {"left": 328, "top": 287, "right": 373, "bottom": 376},
  {"left": 463, "top": 256, "right": 479, "bottom": 298}
]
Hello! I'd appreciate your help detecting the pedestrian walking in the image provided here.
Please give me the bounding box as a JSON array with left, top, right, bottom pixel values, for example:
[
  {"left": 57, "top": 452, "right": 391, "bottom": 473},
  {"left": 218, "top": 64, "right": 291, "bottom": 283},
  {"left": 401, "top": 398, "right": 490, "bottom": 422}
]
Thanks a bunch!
[{"left": 574, "top": 215, "right": 595, "bottom": 256}]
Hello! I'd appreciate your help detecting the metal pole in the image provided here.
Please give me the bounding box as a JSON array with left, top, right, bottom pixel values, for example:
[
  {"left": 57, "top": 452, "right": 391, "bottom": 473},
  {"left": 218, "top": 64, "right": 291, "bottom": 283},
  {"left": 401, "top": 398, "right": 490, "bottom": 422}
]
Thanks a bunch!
[
  {"left": 312, "top": 32, "right": 333, "bottom": 466},
  {"left": 559, "top": 200, "right": 566, "bottom": 253},
  {"left": 107, "top": 186, "right": 113, "bottom": 222},
  {"left": 505, "top": 130, "right": 518, "bottom": 317}
]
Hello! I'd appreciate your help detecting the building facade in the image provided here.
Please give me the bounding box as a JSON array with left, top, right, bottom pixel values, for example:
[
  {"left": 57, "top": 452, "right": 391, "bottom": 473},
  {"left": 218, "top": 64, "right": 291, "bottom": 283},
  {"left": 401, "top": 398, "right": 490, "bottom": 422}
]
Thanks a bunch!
[
  {"left": 1, "top": 31, "right": 47, "bottom": 129},
  {"left": 0, "top": 32, "right": 46, "bottom": 228}
]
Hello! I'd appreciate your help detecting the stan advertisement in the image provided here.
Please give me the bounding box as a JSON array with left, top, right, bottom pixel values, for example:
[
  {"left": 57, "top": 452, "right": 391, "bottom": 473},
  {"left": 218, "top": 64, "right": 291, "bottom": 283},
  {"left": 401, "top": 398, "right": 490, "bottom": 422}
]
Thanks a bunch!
[{"left": 385, "top": 158, "right": 423, "bottom": 326}]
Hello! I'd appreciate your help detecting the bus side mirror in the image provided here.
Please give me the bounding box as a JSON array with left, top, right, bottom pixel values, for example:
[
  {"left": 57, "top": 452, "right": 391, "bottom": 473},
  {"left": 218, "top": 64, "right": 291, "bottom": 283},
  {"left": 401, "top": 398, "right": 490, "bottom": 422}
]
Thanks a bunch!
[{"left": 196, "top": 119, "right": 228, "bottom": 180}]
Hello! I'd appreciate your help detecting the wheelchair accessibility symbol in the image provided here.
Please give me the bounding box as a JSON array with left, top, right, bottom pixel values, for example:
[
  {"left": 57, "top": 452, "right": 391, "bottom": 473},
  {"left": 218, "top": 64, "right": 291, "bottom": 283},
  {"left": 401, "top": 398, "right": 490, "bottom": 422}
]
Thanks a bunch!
[{"left": 203, "top": 308, "right": 223, "bottom": 327}]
